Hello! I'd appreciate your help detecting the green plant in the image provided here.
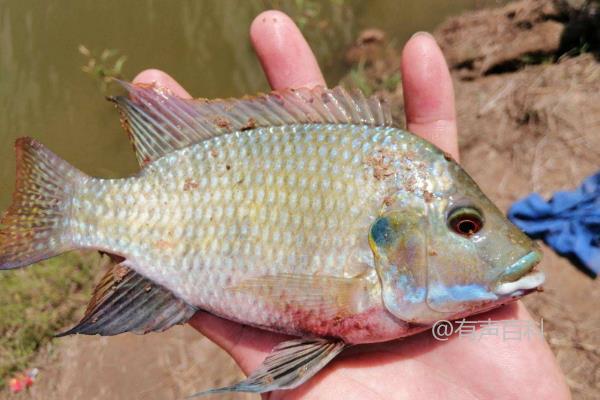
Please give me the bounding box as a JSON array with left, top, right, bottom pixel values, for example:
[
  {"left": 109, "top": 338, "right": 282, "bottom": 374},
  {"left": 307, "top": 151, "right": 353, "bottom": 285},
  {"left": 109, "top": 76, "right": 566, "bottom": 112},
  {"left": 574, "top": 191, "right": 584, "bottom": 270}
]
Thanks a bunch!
[
  {"left": 346, "top": 58, "right": 401, "bottom": 96},
  {"left": 79, "top": 45, "right": 128, "bottom": 91},
  {"left": 348, "top": 59, "right": 372, "bottom": 96}
]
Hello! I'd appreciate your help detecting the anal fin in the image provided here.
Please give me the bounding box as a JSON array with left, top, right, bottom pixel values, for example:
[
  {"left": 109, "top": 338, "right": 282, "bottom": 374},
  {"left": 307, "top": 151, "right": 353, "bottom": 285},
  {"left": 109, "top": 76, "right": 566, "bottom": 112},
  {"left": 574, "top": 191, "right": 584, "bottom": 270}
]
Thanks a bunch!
[
  {"left": 190, "top": 338, "right": 346, "bottom": 396},
  {"left": 57, "top": 258, "right": 197, "bottom": 336}
]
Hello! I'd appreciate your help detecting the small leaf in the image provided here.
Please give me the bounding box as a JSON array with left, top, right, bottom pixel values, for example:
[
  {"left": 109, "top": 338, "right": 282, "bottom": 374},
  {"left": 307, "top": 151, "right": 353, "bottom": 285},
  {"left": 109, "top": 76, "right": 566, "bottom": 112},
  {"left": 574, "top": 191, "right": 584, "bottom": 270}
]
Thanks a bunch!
[{"left": 78, "top": 45, "right": 90, "bottom": 56}]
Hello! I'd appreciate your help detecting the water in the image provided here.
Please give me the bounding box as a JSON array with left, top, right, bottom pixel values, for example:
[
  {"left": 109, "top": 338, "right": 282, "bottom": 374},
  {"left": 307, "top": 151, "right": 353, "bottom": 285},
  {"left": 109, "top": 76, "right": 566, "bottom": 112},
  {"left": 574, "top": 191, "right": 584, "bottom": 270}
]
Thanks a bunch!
[{"left": 0, "top": 0, "right": 501, "bottom": 210}]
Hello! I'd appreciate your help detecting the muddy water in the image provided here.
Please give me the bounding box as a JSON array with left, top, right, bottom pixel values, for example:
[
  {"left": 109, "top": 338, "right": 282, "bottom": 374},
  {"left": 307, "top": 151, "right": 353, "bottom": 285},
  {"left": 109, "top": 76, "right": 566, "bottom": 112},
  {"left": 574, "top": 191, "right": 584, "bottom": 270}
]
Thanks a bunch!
[{"left": 0, "top": 0, "right": 502, "bottom": 209}]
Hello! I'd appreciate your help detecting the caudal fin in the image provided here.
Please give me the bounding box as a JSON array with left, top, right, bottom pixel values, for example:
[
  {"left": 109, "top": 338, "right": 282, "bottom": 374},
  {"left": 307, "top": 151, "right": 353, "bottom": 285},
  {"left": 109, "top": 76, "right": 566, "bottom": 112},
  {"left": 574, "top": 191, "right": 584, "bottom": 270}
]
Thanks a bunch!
[{"left": 0, "top": 138, "right": 85, "bottom": 269}]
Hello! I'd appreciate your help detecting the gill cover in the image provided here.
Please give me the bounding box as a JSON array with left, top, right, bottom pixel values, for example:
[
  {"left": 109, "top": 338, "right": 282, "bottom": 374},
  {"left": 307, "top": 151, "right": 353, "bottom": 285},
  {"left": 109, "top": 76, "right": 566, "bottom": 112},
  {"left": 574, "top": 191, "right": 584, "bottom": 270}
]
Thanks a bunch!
[{"left": 369, "top": 209, "right": 443, "bottom": 323}]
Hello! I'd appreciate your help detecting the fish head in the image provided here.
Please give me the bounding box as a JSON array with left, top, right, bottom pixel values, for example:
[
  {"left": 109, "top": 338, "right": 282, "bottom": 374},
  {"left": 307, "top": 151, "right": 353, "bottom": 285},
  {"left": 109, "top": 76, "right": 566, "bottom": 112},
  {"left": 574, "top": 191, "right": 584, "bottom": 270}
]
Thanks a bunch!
[{"left": 369, "top": 162, "right": 543, "bottom": 325}]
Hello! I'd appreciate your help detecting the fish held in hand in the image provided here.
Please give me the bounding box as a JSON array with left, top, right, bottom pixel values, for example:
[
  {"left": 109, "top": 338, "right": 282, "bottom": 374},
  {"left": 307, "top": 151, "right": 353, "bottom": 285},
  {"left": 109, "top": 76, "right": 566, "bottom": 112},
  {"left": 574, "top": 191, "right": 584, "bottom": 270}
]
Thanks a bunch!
[{"left": 0, "top": 83, "right": 544, "bottom": 395}]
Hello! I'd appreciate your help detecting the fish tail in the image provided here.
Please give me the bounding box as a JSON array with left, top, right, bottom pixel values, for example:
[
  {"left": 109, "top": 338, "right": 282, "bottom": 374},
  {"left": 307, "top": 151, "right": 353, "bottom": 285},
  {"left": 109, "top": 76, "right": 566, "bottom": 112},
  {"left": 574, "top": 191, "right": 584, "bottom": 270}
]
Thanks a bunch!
[{"left": 0, "top": 137, "right": 86, "bottom": 270}]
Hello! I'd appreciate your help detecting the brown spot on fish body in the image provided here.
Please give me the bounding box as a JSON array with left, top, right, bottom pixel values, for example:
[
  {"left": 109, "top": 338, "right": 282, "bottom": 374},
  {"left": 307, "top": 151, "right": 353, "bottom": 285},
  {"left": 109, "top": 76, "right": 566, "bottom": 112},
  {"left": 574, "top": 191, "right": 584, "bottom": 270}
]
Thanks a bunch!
[
  {"left": 423, "top": 190, "right": 434, "bottom": 203},
  {"left": 118, "top": 113, "right": 134, "bottom": 140},
  {"left": 383, "top": 195, "right": 394, "bottom": 206},
  {"left": 428, "top": 249, "right": 438, "bottom": 256},
  {"left": 365, "top": 148, "right": 396, "bottom": 180},
  {"left": 144, "top": 284, "right": 152, "bottom": 292},
  {"left": 113, "top": 264, "right": 129, "bottom": 283},
  {"left": 213, "top": 116, "right": 231, "bottom": 129},
  {"left": 443, "top": 151, "right": 454, "bottom": 162},
  {"left": 210, "top": 148, "right": 219, "bottom": 158},
  {"left": 374, "top": 168, "right": 393, "bottom": 180},
  {"left": 132, "top": 82, "right": 157, "bottom": 91},
  {"left": 183, "top": 178, "right": 199, "bottom": 191},
  {"left": 404, "top": 151, "right": 417, "bottom": 160},
  {"left": 405, "top": 176, "right": 417, "bottom": 193},
  {"left": 155, "top": 240, "right": 175, "bottom": 249},
  {"left": 128, "top": 82, "right": 158, "bottom": 103},
  {"left": 241, "top": 117, "right": 257, "bottom": 131}
]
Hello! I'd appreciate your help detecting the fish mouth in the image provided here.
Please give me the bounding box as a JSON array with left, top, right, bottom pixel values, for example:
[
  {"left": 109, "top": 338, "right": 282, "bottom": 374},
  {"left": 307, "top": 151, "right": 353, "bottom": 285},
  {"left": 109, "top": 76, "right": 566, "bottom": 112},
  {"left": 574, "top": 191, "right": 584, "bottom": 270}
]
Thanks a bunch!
[{"left": 493, "top": 251, "right": 545, "bottom": 296}]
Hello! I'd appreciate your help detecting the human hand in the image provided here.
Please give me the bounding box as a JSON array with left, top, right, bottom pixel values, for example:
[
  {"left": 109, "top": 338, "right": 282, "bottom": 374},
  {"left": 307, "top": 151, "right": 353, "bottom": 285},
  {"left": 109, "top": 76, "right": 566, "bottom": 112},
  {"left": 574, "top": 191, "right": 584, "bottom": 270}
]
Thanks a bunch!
[{"left": 133, "top": 10, "right": 570, "bottom": 400}]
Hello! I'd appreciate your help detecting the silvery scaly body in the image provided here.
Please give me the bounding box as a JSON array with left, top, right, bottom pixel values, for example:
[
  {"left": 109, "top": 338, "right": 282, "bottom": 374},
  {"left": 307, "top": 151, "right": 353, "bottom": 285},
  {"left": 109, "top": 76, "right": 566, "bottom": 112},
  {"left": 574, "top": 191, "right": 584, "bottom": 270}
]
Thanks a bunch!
[
  {"left": 0, "top": 84, "right": 545, "bottom": 395},
  {"left": 74, "top": 123, "right": 439, "bottom": 343}
]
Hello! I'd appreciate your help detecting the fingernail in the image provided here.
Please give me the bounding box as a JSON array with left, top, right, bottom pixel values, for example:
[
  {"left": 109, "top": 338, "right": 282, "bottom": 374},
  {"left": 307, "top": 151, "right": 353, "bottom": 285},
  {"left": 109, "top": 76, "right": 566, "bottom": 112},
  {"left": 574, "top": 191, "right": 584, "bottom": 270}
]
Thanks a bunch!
[{"left": 410, "top": 31, "right": 433, "bottom": 40}]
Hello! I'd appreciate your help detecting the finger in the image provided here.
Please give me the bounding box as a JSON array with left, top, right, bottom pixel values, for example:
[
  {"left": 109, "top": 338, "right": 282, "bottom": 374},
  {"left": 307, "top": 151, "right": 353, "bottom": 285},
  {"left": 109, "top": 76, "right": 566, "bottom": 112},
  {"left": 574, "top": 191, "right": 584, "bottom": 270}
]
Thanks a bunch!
[
  {"left": 250, "top": 10, "right": 326, "bottom": 90},
  {"left": 132, "top": 69, "right": 192, "bottom": 99},
  {"left": 401, "top": 32, "right": 459, "bottom": 161},
  {"left": 189, "top": 311, "right": 286, "bottom": 374}
]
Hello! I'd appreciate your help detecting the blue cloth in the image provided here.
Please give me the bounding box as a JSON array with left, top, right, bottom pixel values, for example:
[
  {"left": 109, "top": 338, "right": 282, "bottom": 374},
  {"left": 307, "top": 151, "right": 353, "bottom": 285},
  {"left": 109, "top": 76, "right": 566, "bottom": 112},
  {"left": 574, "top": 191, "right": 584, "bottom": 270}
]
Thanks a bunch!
[{"left": 508, "top": 171, "right": 600, "bottom": 277}]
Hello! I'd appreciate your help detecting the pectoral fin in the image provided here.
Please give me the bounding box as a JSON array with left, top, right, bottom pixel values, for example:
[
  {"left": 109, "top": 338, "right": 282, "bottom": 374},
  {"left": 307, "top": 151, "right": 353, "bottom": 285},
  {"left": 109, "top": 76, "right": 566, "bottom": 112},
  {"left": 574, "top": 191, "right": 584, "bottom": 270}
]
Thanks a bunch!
[
  {"left": 189, "top": 338, "right": 346, "bottom": 396},
  {"left": 57, "top": 257, "right": 197, "bottom": 336},
  {"left": 228, "top": 273, "right": 373, "bottom": 317}
]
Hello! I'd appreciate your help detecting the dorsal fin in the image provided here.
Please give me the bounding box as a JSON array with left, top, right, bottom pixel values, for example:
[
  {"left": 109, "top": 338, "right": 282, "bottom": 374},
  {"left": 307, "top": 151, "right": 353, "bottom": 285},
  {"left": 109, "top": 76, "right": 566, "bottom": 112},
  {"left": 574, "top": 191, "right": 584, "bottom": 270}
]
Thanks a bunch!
[{"left": 110, "top": 81, "right": 394, "bottom": 166}]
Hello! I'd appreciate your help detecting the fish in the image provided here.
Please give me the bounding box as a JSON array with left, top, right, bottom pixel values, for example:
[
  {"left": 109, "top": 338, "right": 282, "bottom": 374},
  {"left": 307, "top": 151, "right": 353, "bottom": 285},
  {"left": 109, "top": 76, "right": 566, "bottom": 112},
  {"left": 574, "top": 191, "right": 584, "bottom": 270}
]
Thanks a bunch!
[{"left": 0, "top": 82, "right": 545, "bottom": 396}]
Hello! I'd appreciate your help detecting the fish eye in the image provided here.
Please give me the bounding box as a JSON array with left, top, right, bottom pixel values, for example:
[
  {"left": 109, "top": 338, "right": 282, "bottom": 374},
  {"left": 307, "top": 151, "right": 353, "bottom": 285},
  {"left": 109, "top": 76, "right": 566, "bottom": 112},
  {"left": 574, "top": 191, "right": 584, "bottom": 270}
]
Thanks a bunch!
[{"left": 447, "top": 207, "right": 484, "bottom": 237}]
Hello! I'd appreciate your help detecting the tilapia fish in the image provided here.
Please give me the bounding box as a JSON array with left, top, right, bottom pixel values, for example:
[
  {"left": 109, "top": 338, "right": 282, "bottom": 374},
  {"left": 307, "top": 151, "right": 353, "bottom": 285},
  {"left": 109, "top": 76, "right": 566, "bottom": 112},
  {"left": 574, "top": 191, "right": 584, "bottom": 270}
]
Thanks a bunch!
[{"left": 0, "top": 83, "right": 545, "bottom": 395}]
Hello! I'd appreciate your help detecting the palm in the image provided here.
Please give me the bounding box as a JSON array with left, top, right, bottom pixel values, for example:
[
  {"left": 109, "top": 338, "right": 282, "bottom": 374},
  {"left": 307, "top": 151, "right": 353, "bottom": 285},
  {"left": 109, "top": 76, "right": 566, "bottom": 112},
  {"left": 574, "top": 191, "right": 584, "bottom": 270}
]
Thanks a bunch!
[
  {"left": 134, "top": 10, "right": 570, "bottom": 400},
  {"left": 266, "top": 303, "right": 566, "bottom": 399},
  {"left": 188, "top": 304, "right": 567, "bottom": 400}
]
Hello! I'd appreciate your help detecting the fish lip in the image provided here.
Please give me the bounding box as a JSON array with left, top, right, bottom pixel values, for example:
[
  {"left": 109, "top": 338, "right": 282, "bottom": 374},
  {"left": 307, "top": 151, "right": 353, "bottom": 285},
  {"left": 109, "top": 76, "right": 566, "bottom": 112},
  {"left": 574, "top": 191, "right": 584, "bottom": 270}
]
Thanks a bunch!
[
  {"left": 493, "top": 251, "right": 545, "bottom": 295},
  {"left": 496, "top": 250, "right": 542, "bottom": 283},
  {"left": 494, "top": 270, "right": 545, "bottom": 296}
]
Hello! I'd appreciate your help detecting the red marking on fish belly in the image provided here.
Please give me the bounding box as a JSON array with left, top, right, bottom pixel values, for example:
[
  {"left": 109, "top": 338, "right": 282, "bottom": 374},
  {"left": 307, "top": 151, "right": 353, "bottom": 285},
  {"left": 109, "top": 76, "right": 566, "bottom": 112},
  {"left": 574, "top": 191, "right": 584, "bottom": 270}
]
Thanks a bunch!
[{"left": 287, "top": 306, "right": 408, "bottom": 344}]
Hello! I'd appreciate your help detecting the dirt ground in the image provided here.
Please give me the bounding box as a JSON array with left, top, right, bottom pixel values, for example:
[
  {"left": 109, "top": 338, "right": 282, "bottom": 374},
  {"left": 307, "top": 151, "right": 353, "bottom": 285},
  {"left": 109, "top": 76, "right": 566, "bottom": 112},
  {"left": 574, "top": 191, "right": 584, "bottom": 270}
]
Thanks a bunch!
[
  {"left": 3, "top": 0, "right": 599, "bottom": 399},
  {"left": 24, "top": 327, "right": 254, "bottom": 400}
]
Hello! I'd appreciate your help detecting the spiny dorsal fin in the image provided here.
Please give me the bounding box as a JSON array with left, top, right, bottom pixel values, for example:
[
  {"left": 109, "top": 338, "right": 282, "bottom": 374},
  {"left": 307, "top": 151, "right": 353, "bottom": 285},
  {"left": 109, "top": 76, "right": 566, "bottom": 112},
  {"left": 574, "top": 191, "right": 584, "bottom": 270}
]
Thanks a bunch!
[
  {"left": 110, "top": 81, "right": 394, "bottom": 166},
  {"left": 57, "top": 258, "right": 197, "bottom": 337},
  {"left": 190, "top": 338, "right": 346, "bottom": 396}
]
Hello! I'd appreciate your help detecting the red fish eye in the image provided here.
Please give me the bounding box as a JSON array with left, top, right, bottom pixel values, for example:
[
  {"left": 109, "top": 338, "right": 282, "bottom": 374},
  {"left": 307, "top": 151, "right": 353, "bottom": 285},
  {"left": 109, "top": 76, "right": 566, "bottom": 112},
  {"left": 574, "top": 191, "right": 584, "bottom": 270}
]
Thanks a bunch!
[{"left": 448, "top": 207, "right": 484, "bottom": 237}]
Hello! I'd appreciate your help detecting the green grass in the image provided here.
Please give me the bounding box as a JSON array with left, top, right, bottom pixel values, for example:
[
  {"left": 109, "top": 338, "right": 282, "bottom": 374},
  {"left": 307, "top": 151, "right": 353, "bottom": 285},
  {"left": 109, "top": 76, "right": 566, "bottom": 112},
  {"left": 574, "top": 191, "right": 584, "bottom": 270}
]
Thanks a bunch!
[
  {"left": 345, "top": 59, "right": 401, "bottom": 97},
  {"left": 78, "top": 45, "right": 128, "bottom": 92},
  {"left": 0, "top": 251, "right": 99, "bottom": 388}
]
